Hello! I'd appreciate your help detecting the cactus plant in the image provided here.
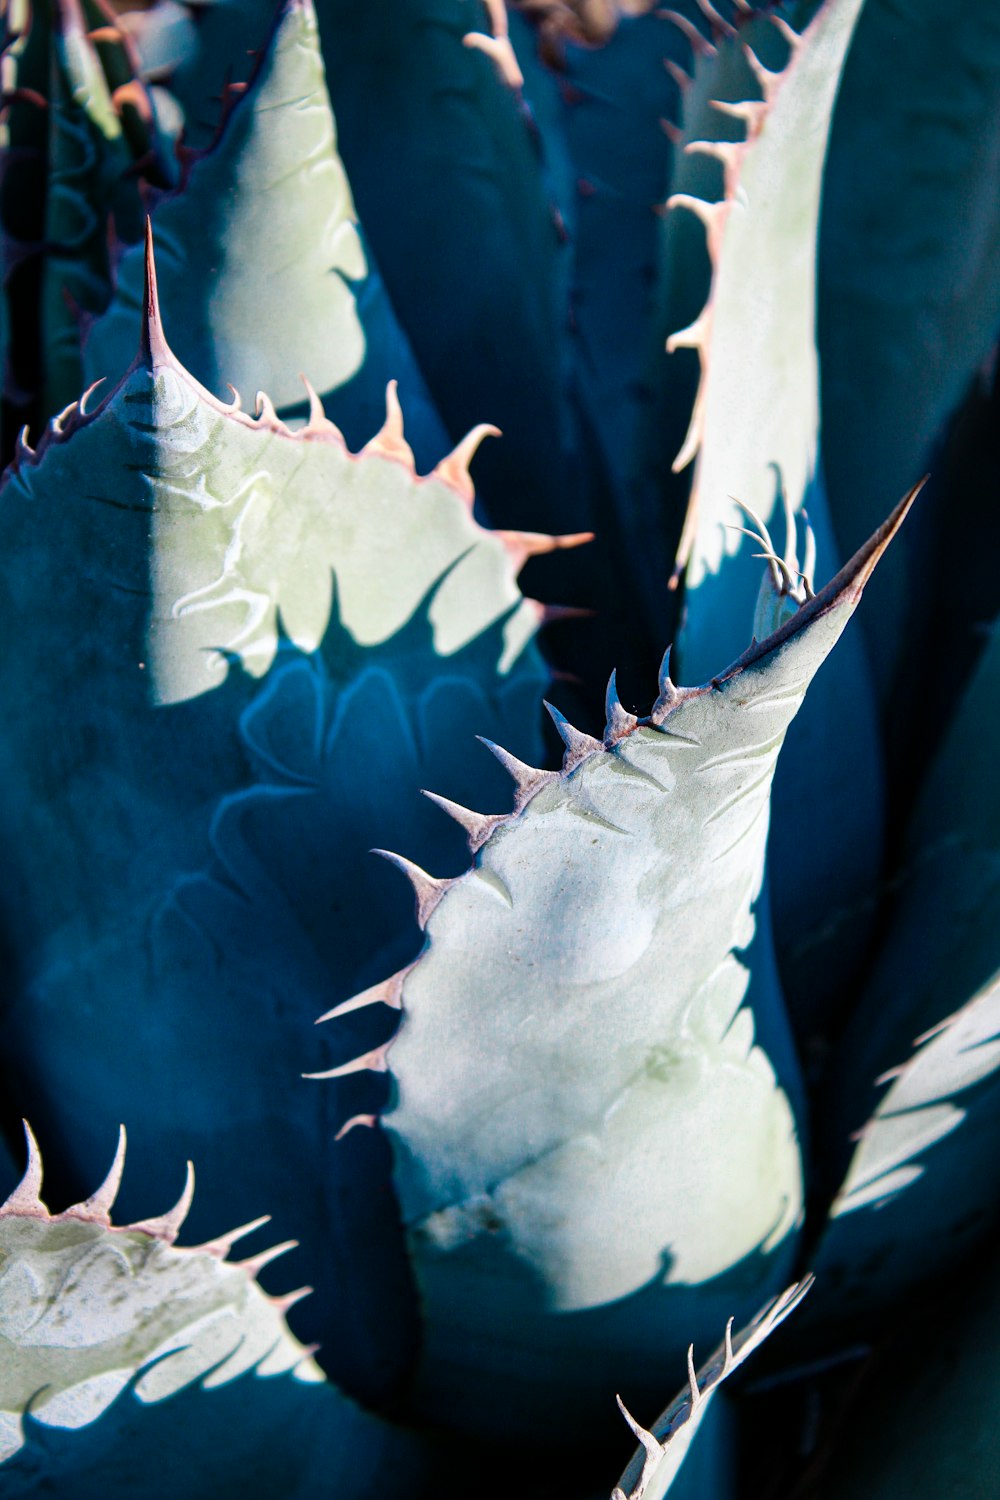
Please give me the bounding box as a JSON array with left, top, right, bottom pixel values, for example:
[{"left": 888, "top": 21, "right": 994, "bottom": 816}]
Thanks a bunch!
[{"left": 1, "top": 0, "right": 999, "bottom": 1496}]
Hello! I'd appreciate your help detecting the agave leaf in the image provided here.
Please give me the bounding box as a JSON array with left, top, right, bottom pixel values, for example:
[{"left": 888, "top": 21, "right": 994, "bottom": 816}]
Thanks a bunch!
[
  {"left": 807, "top": 617, "right": 1000, "bottom": 1328},
  {"left": 664, "top": 0, "right": 885, "bottom": 1027},
  {"left": 611, "top": 1281, "right": 811, "bottom": 1500},
  {"left": 166, "top": 0, "right": 279, "bottom": 147},
  {"left": 323, "top": 492, "right": 912, "bottom": 1435},
  {"left": 0, "top": 1128, "right": 422, "bottom": 1498},
  {"left": 314, "top": 0, "right": 572, "bottom": 538},
  {"left": 819, "top": 1255, "right": 1000, "bottom": 1499},
  {"left": 0, "top": 237, "right": 562, "bottom": 1399},
  {"left": 84, "top": 0, "right": 450, "bottom": 466},
  {"left": 818, "top": 0, "right": 1000, "bottom": 703}
]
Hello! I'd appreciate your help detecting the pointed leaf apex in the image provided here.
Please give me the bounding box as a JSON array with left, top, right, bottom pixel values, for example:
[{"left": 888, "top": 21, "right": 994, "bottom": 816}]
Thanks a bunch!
[
  {"left": 139, "top": 217, "right": 171, "bottom": 368},
  {"left": 64, "top": 1125, "right": 127, "bottom": 1224},
  {"left": 433, "top": 423, "right": 501, "bottom": 504},
  {"left": 129, "top": 1160, "right": 195, "bottom": 1243},
  {"left": 2, "top": 1122, "right": 45, "bottom": 1216},
  {"left": 371, "top": 848, "right": 453, "bottom": 928}
]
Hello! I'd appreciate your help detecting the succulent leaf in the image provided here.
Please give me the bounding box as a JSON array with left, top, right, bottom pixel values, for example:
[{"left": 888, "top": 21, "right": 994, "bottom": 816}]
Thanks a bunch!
[
  {"left": 808, "top": 615, "right": 1000, "bottom": 1328},
  {"left": 665, "top": 0, "right": 885, "bottom": 1027},
  {"left": 84, "top": 0, "right": 450, "bottom": 465},
  {"left": 611, "top": 1280, "right": 811, "bottom": 1500},
  {"left": 0, "top": 239, "right": 558, "bottom": 1400},
  {"left": 325, "top": 492, "right": 912, "bottom": 1435},
  {"left": 0, "top": 1127, "right": 423, "bottom": 1498}
]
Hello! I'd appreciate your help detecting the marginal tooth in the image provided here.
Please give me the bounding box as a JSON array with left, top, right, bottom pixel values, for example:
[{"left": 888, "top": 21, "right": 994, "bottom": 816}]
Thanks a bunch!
[
  {"left": 694, "top": 0, "right": 736, "bottom": 37},
  {"left": 659, "top": 10, "right": 715, "bottom": 58},
  {"left": 362, "top": 380, "right": 415, "bottom": 470},
  {"left": 660, "top": 116, "right": 684, "bottom": 146},
  {"left": 711, "top": 96, "right": 769, "bottom": 136},
  {"left": 304, "top": 1045, "right": 391, "bottom": 1082},
  {"left": 743, "top": 44, "right": 785, "bottom": 104},
  {"left": 111, "top": 79, "right": 153, "bottom": 124},
  {"left": 495, "top": 529, "right": 594, "bottom": 572},
  {"left": 656, "top": 645, "right": 679, "bottom": 704},
  {"left": 128, "top": 1161, "right": 195, "bottom": 1244},
  {"left": 666, "top": 192, "right": 730, "bottom": 260},
  {"left": 687, "top": 1345, "right": 704, "bottom": 1409},
  {"left": 51, "top": 399, "right": 80, "bottom": 435},
  {"left": 63, "top": 1125, "right": 126, "bottom": 1224},
  {"left": 371, "top": 849, "right": 453, "bottom": 928},
  {"left": 335, "top": 1114, "right": 378, "bottom": 1142},
  {"left": 544, "top": 700, "right": 602, "bottom": 771},
  {"left": 723, "top": 1316, "right": 735, "bottom": 1374},
  {"left": 78, "top": 376, "right": 106, "bottom": 416},
  {"left": 317, "top": 971, "right": 408, "bottom": 1025},
  {"left": 271, "top": 1286, "right": 313, "bottom": 1314},
  {"left": 224, "top": 383, "right": 242, "bottom": 412},
  {"left": 2, "top": 1122, "right": 46, "bottom": 1217},
  {"left": 477, "top": 736, "right": 559, "bottom": 806},
  {"left": 463, "top": 32, "right": 524, "bottom": 89},
  {"left": 770, "top": 14, "right": 802, "bottom": 53},
  {"left": 672, "top": 369, "right": 707, "bottom": 473},
  {"left": 433, "top": 423, "right": 501, "bottom": 505},
  {"left": 234, "top": 1239, "right": 299, "bottom": 1278},
  {"left": 528, "top": 600, "right": 596, "bottom": 627},
  {"left": 481, "top": 0, "right": 511, "bottom": 37},
  {"left": 685, "top": 137, "right": 747, "bottom": 195},
  {"left": 191, "top": 1215, "right": 272, "bottom": 1259},
  {"left": 254, "top": 390, "right": 289, "bottom": 431},
  {"left": 615, "top": 1394, "right": 663, "bottom": 1464},
  {"left": 15, "top": 425, "right": 34, "bottom": 460},
  {"left": 801, "top": 512, "right": 817, "bottom": 596},
  {"left": 604, "top": 670, "right": 639, "bottom": 744},
  {"left": 664, "top": 58, "right": 693, "bottom": 92},
  {"left": 139, "top": 217, "right": 171, "bottom": 368},
  {"left": 87, "top": 24, "right": 124, "bottom": 44},
  {"left": 421, "top": 789, "right": 505, "bottom": 852},
  {"left": 666, "top": 307, "right": 710, "bottom": 354}
]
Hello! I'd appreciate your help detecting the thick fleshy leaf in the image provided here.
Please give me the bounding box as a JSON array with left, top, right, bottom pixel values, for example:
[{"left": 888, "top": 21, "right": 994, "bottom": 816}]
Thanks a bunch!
[
  {"left": 84, "top": 0, "right": 450, "bottom": 466},
  {"left": 314, "top": 0, "right": 572, "bottom": 538},
  {"left": 664, "top": 0, "right": 884, "bottom": 1028},
  {"left": 0, "top": 1128, "right": 423, "bottom": 1498},
  {"left": 323, "top": 493, "right": 911, "bottom": 1436},
  {"left": 807, "top": 617, "right": 1000, "bottom": 1329},
  {"left": 0, "top": 239, "right": 561, "bottom": 1401},
  {"left": 818, "top": 0, "right": 1000, "bottom": 704},
  {"left": 819, "top": 1255, "right": 1000, "bottom": 1500},
  {"left": 611, "top": 1281, "right": 811, "bottom": 1500}
]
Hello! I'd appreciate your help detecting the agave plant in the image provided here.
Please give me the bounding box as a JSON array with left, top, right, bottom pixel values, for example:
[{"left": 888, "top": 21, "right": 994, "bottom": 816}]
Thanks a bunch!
[{"left": 0, "top": 0, "right": 998, "bottom": 1495}]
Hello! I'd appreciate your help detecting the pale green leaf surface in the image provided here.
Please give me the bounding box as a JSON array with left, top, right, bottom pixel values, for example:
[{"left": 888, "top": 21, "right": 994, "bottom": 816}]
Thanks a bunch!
[
  {"left": 667, "top": 0, "right": 883, "bottom": 1024},
  {"left": 0, "top": 1129, "right": 423, "bottom": 1498},
  {"left": 329, "top": 495, "right": 910, "bottom": 1435},
  {"left": 83, "top": 0, "right": 450, "bottom": 465}
]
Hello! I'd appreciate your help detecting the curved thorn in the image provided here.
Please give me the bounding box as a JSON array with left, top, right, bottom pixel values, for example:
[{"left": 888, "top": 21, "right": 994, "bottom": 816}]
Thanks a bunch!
[
  {"left": 361, "top": 380, "right": 415, "bottom": 469},
  {"left": 128, "top": 1160, "right": 195, "bottom": 1243},
  {"left": 316, "top": 971, "right": 407, "bottom": 1025},
  {"left": 723, "top": 1316, "right": 735, "bottom": 1374},
  {"left": 2, "top": 1122, "right": 45, "bottom": 1216},
  {"left": 476, "top": 736, "right": 558, "bottom": 804},
  {"left": 657, "top": 645, "right": 678, "bottom": 701},
  {"left": 78, "top": 376, "right": 106, "bottom": 416},
  {"left": 254, "top": 390, "right": 285, "bottom": 428},
  {"left": 304, "top": 1045, "right": 390, "bottom": 1082},
  {"left": 64, "top": 1125, "right": 126, "bottom": 1223},
  {"left": 334, "top": 1114, "right": 378, "bottom": 1142},
  {"left": 687, "top": 1345, "right": 703, "bottom": 1409},
  {"left": 420, "top": 789, "right": 505, "bottom": 852},
  {"left": 271, "top": 1286, "right": 313, "bottom": 1314},
  {"left": 371, "top": 849, "right": 452, "bottom": 928},
  {"left": 15, "top": 425, "right": 34, "bottom": 460},
  {"left": 728, "top": 496, "right": 776, "bottom": 556},
  {"left": 300, "top": 373, "right": 325, "bottom": 429},
  {"left": 192, "top": 1215, "right": 272, "bottom": 1259},
  {"left": 234, "top": 1239, "right": 299, "bottom": 1278},
  {"left": 433, "top": 423, "right": 501, "bottom": 504},
  {"left": 224, "top": 382, "right": 242, "bottom": 412},
  {"left": 463, "top": 32, "right": 524, "bottom": 89},
  {"left": 605, "top": 670, "right": 638, "bottom": 743},
  {"left": 615, "top": 1394, "right": 663, "bottom": 1462},
  {"left": 544, "top": 700, "right": 602, "bottom": 770},
  {"left": 658, "top": 9, "right": 715, "bottom": 56}
]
